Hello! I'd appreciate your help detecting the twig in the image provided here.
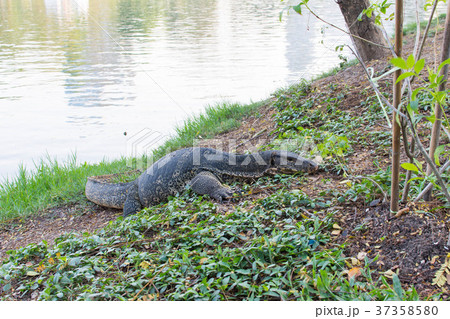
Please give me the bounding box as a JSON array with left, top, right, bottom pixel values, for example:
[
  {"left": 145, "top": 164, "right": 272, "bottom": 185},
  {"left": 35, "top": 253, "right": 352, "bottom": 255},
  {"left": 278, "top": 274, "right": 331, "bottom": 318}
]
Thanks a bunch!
[
  {"left": 392, "top": 206, "right": 410, "bottom": 219},
  {"left": 416, "top": 0, "right": 439, "bottom": 60},
  {"left": 407, "top": 119, "right": 450, "bottom": 202},
  {"left": 351, "top": 175, "right": 388, "bottom": 203},
  {"left": 401, "top": 122, "right": 416, "bottom": 203},
  {"left": 348, "top": 46, "right": 450, "bottom": 203},
  {"left": 447, "top": 230, "right": 450, "bottom": 247},
  {"left": 414, "top": 159, "right": 450, "bottom": 201},
  {"left": 131, "top": 264, "right": 167, "bottom": 301},
  {"left": 302, "top": 3, "right": 391, "bottom": 50}
]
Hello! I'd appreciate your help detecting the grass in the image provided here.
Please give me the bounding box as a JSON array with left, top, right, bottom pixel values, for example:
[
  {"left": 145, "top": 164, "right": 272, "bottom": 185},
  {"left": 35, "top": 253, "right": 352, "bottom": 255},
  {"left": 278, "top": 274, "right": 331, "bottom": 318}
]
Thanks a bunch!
[
  {"left": 0, "top": 154, "right": 129, "bottom": 222},
  {"left": 403, "top": 13, "right": 447, "bottom": 35},
  {"left": 0, "top": 100, "right": 261, "bottom": 222}
]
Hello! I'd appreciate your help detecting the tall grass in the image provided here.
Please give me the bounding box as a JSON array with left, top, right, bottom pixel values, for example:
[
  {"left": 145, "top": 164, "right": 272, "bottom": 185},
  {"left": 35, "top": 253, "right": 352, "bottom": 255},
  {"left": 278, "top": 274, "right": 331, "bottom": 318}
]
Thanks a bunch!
[
  {"left": 0, "top": 101, "right": 261, "bottom": 222},
  {"left": 153, "top": 101, "right": 263, "bottom": 157},
  {"left": 0, "top": 154, "right": 129, "bottom": 222}
]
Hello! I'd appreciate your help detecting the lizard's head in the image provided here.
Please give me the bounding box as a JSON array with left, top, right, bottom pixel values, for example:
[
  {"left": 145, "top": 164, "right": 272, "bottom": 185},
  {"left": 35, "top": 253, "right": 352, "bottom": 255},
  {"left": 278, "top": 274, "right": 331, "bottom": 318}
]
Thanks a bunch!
[{"left": 270, "top": 151, "right": 318, "bottom": 174}]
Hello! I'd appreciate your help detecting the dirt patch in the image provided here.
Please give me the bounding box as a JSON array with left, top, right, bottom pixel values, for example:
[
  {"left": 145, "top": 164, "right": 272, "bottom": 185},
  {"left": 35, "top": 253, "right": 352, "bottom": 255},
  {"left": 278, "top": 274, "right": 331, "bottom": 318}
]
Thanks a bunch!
[
  {"left": 0, "top": 204, "right": 121, "bottom": 260},
  {"left": 335, "top": 201, "right": 450, "bottom": 299}
]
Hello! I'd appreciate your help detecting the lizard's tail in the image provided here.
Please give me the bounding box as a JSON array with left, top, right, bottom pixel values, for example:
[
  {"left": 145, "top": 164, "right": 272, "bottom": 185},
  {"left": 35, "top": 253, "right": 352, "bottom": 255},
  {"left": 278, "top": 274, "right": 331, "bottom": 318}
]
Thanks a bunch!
[{"left": 85, "top": 176, "right": 135, "bottom": 209}]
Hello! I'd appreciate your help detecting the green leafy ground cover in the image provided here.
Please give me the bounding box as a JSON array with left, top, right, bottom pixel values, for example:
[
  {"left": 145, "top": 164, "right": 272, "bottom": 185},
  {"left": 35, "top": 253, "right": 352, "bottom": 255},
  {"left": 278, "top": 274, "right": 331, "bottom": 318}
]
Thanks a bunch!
[{"left": 0, "top": 180, "right": 419, "bottom": 300}]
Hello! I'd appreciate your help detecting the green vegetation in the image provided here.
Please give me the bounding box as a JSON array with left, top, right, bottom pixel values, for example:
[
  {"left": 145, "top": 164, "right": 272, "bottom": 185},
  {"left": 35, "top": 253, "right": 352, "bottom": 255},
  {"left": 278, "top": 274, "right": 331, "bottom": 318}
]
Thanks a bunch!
[
  {"left": 403, "top": 13, "right": 447, "bottom": 35},
  {"left": 0, "top": 178, "right": 419, "bottom": 300},
  {"left": 0, "top": 155, "right": 129, "bottom": 222},
  {"left": 153, "top": 101, "right": 262, "bottom": 159}
]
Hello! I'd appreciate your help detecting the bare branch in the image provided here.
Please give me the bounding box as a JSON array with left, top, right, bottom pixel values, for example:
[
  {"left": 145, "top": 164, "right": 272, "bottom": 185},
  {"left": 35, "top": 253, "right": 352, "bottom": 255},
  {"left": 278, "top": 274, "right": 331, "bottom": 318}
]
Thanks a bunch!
[
  {"left": 414, "top": 159, "right": 450, "bottom": 201},
  {"left": 302, "top": 3, "right": 391, "bottom": 50}
]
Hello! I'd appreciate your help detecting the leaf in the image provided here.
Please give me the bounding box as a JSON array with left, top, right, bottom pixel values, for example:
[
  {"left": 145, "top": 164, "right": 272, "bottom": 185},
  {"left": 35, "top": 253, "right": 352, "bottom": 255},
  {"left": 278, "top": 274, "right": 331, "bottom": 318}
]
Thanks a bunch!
[
  {"left": 406, "top": 54, "right": 415, "bottom": 69},
  {"left": 381, "top": 269, "right": 395, "bottom": 278},
  {"left": 401, "top": 163, "right": 419, "bottom": 173},
  {"left": 434, "top": 145, "right": 446, "bottom": 166},
  {"left": 414, "top": 59, "right": 425, "bottom": 74},
  {"left": 426, "top": 114, "right": 436, "bottom": 124},
  {"left": 348, "top": 267, "right": 361, "bottom": 280},
  {"left": 292, "top": 4, "right": 302, "bottom": 15},
  {"left": 390, "top": 57, "right": 408, "bottom": 69},
  {"left": 411, "top": 87, "right": 422, "bottom": 100},
  {"left": 392, "top": 274, "right": 404, "bottom": 299},
  {"left": 357, "top": 251, "right": 367, "bottom": 260},
  {"left": 26, "top": 271, "right": 39, "bottom": 277},
  {"left": 199, "top": 257, "right": 208, "bottom": 265},
  {"left": 432, "top": 253, "right": 450, "bottom": 287},
  {"left": 351, "top": 257, "right": 359, "bottom": 266},
  {"left": 140, "top": 261, "right": 151, "bottom": 269},
  {"left": 396, "top": 72, "right": 415, "bottom": 83},
  {"left": 437, "top": 58, "right": 450, "bottom": 74},
  {"left": 68, "top": 257, "right": 81, "bottom": 267},
  {"left": 409, "top": 100, "right": 419, "bottom": 113},
  {"left": 413, "top": 158, "right": 423, "bottom": 172}
]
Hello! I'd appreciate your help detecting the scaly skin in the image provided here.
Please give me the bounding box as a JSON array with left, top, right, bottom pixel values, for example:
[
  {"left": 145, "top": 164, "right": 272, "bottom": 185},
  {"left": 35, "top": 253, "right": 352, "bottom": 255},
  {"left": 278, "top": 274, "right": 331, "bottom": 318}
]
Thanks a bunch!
[{"left": 85, "top": 147, "right": 318, "bottom": 217}]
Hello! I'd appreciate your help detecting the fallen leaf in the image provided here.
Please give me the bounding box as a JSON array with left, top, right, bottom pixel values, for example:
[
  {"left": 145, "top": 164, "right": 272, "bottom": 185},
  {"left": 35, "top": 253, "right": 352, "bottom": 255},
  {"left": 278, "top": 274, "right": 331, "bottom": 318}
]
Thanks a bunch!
[
  {"left": 199, "top": 258, "right": 208, "bottom": 265},
  {"left": 381, "top": 269, "right": 396, "bottom": 279},
  {"left": 332, "top": 223, "right": 341, "bottom": 230},
  {"left": 189, "top": 214, "right": 198, "bottom": 223},
  {"left": 357, "top": 251, "right": 367, "bottom": 260},
  {"left": 26, "top": 271, "right": 39, "bottom": 277},
  {"left": 351, "top": 257, "right": 360, "bottom": 266},
  {"left": 430, "top": 255, "right": 439, "bottom": 264},
  {"left": 36, "top": 264, "right": 46, "bottom": 272},
  {"left": 140, "top": 261, "right": 151, "bottom": 269},
  {"left": 348, "top": 267, "right": 361, "bottom": 280},
  {"left": 331, "top": 229, "right": 341, "bottom": 236}
]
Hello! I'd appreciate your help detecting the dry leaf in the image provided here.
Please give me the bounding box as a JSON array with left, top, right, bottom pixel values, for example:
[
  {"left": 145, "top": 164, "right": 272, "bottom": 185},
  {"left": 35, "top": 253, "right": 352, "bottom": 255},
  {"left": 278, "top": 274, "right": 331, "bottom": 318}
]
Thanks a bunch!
[
  {"left": 351, "top": 257, "right": 360, "bottom": 266},
  {"left": 382, "top": 269, "right": 396, "bottom": 279},
  {"left": 431, "top": 255, "right": 439, "bottom": 264},
  {"left": 357, "top": 251, "right": 367, "bottom": 260},
  {"left": 26, "top": 271, "right": 39, "bottom": 277},
  {"left": 331, "top": 229, "right": 341, "bottom": 236},
  {"left": 139, "top": 261, "right": 151, "bottom": 269},
  {"left": 332, "top": 223, "right": 341, "bottom": 230},
  {"left": 348, "top": 267, "right": 361, "bottom": 280},
  {"left": 36, "top": 264, "right": 46, "bottom": 272},
  {"left": 199, "top": 257, "right": 208, "bottom": 265},
  {"left": 433, "top": 253, "right": 450, "bottom": 287},
  {"left": 189, "top": 214, "right": 198, "bottom": 223}
]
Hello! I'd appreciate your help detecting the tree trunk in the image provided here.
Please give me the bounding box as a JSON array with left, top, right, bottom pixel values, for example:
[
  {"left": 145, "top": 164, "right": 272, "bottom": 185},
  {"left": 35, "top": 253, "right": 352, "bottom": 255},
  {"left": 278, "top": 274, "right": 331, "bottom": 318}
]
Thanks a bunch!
[
  {"left": 390, "top": 0, "right": 403, "bottom": 213},
  {"left": 337, "top": 0, "right": 390, "bottom": 62}
]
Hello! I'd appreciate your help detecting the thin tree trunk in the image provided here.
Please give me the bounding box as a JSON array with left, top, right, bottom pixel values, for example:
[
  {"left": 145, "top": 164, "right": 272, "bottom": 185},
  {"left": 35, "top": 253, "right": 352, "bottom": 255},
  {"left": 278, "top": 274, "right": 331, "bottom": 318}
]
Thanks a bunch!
[
  {"left": 336, "top": 0, "right": 390, "bottom": 62},
  {"left": 391, "top": 0, "right": 403, "bottom": 212},
  {"left": 423, "top": 2, "right": 450, "bottom": 201}
]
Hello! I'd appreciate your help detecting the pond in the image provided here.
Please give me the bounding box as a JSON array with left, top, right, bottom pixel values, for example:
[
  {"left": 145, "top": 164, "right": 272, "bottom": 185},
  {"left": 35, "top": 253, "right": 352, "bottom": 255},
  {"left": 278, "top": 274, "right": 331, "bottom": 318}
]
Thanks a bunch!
[{"left": 0, "top": 0, "right": 445, "bottom": 180}]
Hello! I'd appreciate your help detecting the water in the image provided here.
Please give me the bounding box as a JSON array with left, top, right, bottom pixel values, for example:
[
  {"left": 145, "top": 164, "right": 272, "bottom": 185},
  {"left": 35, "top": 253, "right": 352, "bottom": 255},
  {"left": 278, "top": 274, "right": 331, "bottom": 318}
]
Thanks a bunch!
[{"left": 0, "top": 0, "right": 446, "bottom": 180}]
